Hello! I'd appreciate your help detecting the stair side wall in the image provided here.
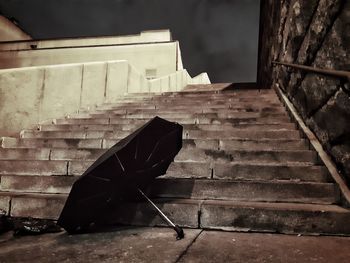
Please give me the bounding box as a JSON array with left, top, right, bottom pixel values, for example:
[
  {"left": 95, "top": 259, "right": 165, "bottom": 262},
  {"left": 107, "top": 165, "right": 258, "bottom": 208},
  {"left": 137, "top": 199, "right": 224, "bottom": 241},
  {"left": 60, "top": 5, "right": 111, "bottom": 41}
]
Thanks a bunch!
[
  {"left": 0, "top": 61, "right": 128, "bottom": 135},
  {"left": 0, "top": 29, "right": 171, "bottom": 51},
  {"left": 0, "top": 41, "right": 178, "bottom": 79},
  {"left": 259, "top": 0, "right": 350, "bottom": 183},
  {"left": 0, "top": 15, "right": 32, "bottom": 42},
  {"left": 0, "top": 60, "right": 210, "bottom": 136}
]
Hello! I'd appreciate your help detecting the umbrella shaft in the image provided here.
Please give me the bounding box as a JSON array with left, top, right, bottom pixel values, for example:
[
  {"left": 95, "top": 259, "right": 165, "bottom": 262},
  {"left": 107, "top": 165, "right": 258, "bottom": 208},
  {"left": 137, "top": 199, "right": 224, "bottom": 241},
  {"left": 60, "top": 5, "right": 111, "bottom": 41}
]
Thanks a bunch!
[{"left": 137, "top": 188, "right": 176, "bottom": 228}]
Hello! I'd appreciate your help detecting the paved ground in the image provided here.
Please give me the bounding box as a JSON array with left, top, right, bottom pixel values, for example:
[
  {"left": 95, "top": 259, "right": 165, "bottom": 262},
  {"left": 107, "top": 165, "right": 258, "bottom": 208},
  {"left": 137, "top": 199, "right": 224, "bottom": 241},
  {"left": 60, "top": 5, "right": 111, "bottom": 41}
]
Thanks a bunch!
[{"left": 0, "top": 227, "right": 350, "bottom": 262}]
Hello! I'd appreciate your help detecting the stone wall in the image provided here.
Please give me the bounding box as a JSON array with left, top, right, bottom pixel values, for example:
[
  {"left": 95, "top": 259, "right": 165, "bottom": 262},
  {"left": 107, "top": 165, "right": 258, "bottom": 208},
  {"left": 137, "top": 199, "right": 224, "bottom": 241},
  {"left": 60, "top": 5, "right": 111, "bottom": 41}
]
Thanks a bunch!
[{"left": 258, "top": 0, "right": 350, "bottom": 183}]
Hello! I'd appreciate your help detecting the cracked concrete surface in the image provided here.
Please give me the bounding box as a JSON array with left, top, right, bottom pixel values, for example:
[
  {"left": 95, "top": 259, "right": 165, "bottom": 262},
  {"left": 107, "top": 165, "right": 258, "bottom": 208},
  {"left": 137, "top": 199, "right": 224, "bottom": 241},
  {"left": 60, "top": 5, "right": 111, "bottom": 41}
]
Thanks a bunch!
[{"left": 1, "top": 227, "right": 350, "bottom": 263}]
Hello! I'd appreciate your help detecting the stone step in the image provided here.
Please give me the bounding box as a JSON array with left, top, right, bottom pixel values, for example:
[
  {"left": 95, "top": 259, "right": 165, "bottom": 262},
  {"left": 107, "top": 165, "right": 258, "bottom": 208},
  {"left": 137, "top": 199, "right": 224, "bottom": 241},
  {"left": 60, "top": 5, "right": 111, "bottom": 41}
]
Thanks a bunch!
[
  {"left": 176, "top": 148, "right": 318, "bottom": 164},
  {"left": 211, "top": 163, "right": 329, "bottom": 182},
  {"left": 0, "top": 177, "right": 337, "bottom": 204},
  {"left": 148, "top": 179, "right": 337, "bottom": 204},
  {"left": 0, "top": 160, "right": 324, "bottom": 179},
  {"left": 218, "top": 139, "right": 308, "bottom": 151},
  {"left": 69, "top": 108, "right": 288, "bottom": 119},
  {"left": 0, "top": 147, "right": 315, "bottom": 165},
  {"left": 89, "top": 112, "right": 288, "bottom": 120},
  {"left": 114, "top": 97, "right": 280, "bottom": 106},
  {"left": 2, "top": 138, "right": 307, "bottom": 151},
  {"left": 1, "top": 193, "right": 349, "bottom": 235},
  {"left": 115, "top": 92, "right": 278, "bottom": 99},
  {"left": 47, "top": 148, "right": 317, "bottom": 164},
  {"left": 114, "top": 94, "right": 275, "bottom": 103},
  {"left": 199, "top": 200, "right": 350, "bottom": 235},
  {"left": 98, "top": 102, "right": 284, "bottom": 111},
  {"left": 122, "top": 88, "right": 274, "bottom": 95},
  {"left": 39, "top": 123, "right": 297, "bottom": 132},
  {"left": 67, "top": 160, "right": 327, "bottom": 180},
  {"left": 97, "top": 105, "right": 287, "bottom": 114},
  {"left": 0, "top": 160, "right": 69, "bottom": 176},
  {"left": 104, "top": 138, "right": 308, "bottom": 151},
  {"left": 56, "top": 116, "right": 291, "bottom": 125},
  {"left": 0, "top": 175, "right": 76, "bottom": 194},
  {"left": 183, "top": 129, "right": 300, "bottom": 140},
  {"left": 118, "top": 89, "right": 275, "bottom": 99},
  {"left": 0, "top": 148, "right": 51, "bottom": 160},
  {"left": 1, "top": 137, "right": 103, "bottom": 149},
  {"left": 20, "top": 129, "right": 300, "bottom": 140},
  {"left": 111, "top": 101, "right": 281, "bottom": 110},
  {"left": 93, "top": 106, "right": 287, "bottom": 114}
]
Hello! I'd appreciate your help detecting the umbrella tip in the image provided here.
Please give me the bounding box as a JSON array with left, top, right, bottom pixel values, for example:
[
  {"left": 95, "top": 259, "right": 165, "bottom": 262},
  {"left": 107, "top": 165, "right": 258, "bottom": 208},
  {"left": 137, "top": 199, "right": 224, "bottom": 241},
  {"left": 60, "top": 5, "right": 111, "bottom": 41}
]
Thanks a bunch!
[{"left": 174, "top": 225, "right": 184, "bottom": 240}]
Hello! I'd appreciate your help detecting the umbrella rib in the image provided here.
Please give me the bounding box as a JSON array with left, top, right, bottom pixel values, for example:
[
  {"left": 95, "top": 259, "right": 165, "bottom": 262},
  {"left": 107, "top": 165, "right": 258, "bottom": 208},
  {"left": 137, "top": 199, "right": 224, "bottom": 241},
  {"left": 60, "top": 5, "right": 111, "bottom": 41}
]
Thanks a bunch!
[
  {"left": 138, "top": 189, "right": 184, "bottom": 240},
  {"left": 145, "top": 129, "right": 179, "bottom": 164},
  {"left": 145, "top": 141, "right": 160, "bottom": 163},
  {"left": 135, "top": 137, "right": 139, "bottom": 160},
  {"left": 88, "top": 174, "right": 111, "bottom": 182},
  {"left": 137, "top": 189, "right": 175, "bottom": 227},
  {"left": 114, "top": 153, "right": 125, "bottom": 172}
]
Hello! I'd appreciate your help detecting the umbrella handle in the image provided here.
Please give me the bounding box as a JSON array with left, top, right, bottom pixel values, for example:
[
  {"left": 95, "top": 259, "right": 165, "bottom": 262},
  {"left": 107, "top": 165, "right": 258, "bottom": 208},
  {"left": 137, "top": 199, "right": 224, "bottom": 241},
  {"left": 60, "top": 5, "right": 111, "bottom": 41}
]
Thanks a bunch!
[{"left": 173, "top": 225, "right": 184, "bottom": 240}]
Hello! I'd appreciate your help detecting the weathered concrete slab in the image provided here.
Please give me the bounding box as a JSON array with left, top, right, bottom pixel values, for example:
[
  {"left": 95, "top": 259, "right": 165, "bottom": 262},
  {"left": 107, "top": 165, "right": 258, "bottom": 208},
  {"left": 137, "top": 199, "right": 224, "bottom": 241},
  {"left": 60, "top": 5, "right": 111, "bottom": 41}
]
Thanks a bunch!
[
  {"left": 0, "top": 175, "right": 76, "bottom": 194},
  {"left": 0, "top": 227, "right": 201, "bottom": 263},
  {"left": 213, "top": 163, "right": 330, "bottom": 182},
  {"left": 111, "top": 199, "right": 200, "bottom": 228},
  {"left": 38, "top": 122, "right": 296, "bottom": 133},
  {"left": 10, "top": 193, "right": 66, "bottom": 219},
  {"left": 184, "top": 129, "right": 300, "bottom": 140},
  {"left": 26, "top": 129, "right": 300, "bottom": 140},
  {"left": 0, "top": 160, "right": 68, "bottom": 176},
  {"left": 201, "top": 200, "right": 350, "bottom": 235},
  {"left": 103, "top": 138, "right": 219, "bottom": 150},
  {"left": 149, "top": 179, "right": 337, "bottom": 204},
  {"left": 176, "top": 147, "right": 317, "bottom": 164},
  {"left": 68, "top": 160, "right": 212, "bottom": 177},
  {"left": 55, "top": 118, "right": 110, "bottom": 125},
  {"left": 1, "top": 138, "right": 103, "bottom": 149},
  {"left": 219, "top": 139, "right": 307, "bottom": 151},
  {"left": 0, "top": 148, "right": 50, "bottom": 160},
  {"left": 179, "top": 231, "right": 350, "bottom": 263}
]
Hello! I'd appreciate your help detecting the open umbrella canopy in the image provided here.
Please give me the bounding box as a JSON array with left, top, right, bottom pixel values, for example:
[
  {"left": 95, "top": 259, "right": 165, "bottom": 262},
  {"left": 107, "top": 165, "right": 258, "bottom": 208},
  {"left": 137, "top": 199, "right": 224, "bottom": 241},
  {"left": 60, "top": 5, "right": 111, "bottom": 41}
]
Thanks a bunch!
[{"left": 58, "top": 116, "right": 183, "bottom": 233}]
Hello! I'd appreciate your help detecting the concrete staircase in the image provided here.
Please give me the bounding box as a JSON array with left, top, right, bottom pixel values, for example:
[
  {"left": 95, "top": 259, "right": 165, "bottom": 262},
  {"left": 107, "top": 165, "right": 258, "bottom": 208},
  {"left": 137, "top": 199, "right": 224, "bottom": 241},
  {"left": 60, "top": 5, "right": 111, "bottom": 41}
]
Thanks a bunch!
[{"left": 1, "top": 88, "right": 350, "bottom": 235}]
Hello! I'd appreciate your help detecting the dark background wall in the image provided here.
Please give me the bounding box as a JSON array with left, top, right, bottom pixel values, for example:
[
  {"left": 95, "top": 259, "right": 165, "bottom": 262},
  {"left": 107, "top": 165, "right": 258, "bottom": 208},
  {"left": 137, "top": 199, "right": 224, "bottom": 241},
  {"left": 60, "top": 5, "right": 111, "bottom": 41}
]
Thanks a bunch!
[
  {"left": 259, "top": 0, "right": 350, "bottom": 184},
  {"left": 0, "top": 0, "right": 261, "bottom": 83}
]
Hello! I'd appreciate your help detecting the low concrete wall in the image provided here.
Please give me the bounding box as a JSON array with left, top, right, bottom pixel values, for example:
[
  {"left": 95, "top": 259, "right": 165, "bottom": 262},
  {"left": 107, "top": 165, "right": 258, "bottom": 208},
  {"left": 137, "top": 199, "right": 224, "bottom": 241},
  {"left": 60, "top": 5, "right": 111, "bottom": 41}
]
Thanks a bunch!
[
  {"left": 0, "top": 16, "right": 31, "bottom": 42},
  {"left": 138, "top": 68, "right": 210, "bottom": 94},
  {"left": 0, "top": 61, "right": 210, "bottom": 135},
  {"left": 0, "top": 30, "right": 171, "bottom": 51},
  {"left": 0, "top": 42, "right": 178, "bottom": 78},
  {"left": 0, "top": 61, "right": 127, "bottom": 135}
]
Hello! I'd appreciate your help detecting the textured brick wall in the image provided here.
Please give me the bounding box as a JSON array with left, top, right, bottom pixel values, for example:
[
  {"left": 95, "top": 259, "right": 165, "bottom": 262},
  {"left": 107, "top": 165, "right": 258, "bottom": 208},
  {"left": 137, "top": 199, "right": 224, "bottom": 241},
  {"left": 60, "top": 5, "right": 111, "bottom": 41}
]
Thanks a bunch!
[{"left": 258, "top": 0, "right": 350, "bottom": 183}]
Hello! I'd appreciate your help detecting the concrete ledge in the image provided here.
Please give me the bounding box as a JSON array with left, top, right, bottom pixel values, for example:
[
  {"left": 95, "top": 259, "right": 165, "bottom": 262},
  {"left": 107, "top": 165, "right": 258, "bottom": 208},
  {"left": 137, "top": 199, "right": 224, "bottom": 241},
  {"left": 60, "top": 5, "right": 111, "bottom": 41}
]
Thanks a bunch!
[
  {"left": 201, "top": 200, "right": 350, "bottom": 235},
  {"left": 275, "top": 85, "right": 350, "bottom": 207}
]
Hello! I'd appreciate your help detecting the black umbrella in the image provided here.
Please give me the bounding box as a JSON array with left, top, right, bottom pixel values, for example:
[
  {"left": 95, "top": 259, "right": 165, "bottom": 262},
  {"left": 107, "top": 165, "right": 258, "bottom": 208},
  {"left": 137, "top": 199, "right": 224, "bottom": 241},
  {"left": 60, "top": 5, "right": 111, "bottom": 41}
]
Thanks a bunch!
[{"left": 58, "top": 116, "right": 184, "bottom": 239}]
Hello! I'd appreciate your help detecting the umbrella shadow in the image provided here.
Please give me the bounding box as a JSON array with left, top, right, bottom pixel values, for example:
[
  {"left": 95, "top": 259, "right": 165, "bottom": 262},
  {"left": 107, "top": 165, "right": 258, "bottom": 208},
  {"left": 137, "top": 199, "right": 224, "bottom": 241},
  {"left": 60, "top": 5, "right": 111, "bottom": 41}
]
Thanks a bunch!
[{"left": 106, "top": 177, "right": 196, "bottom": 230}]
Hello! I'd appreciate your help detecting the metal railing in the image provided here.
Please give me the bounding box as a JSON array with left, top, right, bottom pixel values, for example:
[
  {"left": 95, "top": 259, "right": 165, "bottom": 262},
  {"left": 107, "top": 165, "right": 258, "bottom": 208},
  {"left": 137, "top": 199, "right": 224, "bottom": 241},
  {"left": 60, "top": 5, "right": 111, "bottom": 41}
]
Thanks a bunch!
[{"left": 272, "top": 61, "right": 350, "bottom": 81}]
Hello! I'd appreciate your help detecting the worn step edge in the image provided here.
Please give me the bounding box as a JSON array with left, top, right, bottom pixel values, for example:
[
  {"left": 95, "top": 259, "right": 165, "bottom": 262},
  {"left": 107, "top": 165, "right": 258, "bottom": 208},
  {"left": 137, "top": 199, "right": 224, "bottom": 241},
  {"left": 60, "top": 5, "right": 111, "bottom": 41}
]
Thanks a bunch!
[
  {"left": 19, "top": 130, "right": 301, "bottom": 140},
  {"left": 1, "top": 193, "right": 350, "bottom": 235},
  {"left": 0, "top": 177, "right": 336, "bottom": 204},
  {"left": 200, "top": 200, "right": 350, "bottom": 235},
  {"left": 38, "top": 123, "right": 297, "bottom": 132},
  {"left": 148, "top": 179, "right": 338, "bottom": 205},
  {"left": 0, "top": 148, "right": 318, "bottom": 164},
  {"left": 1, "top": 138, "right": 307, "bottom": 150}
]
